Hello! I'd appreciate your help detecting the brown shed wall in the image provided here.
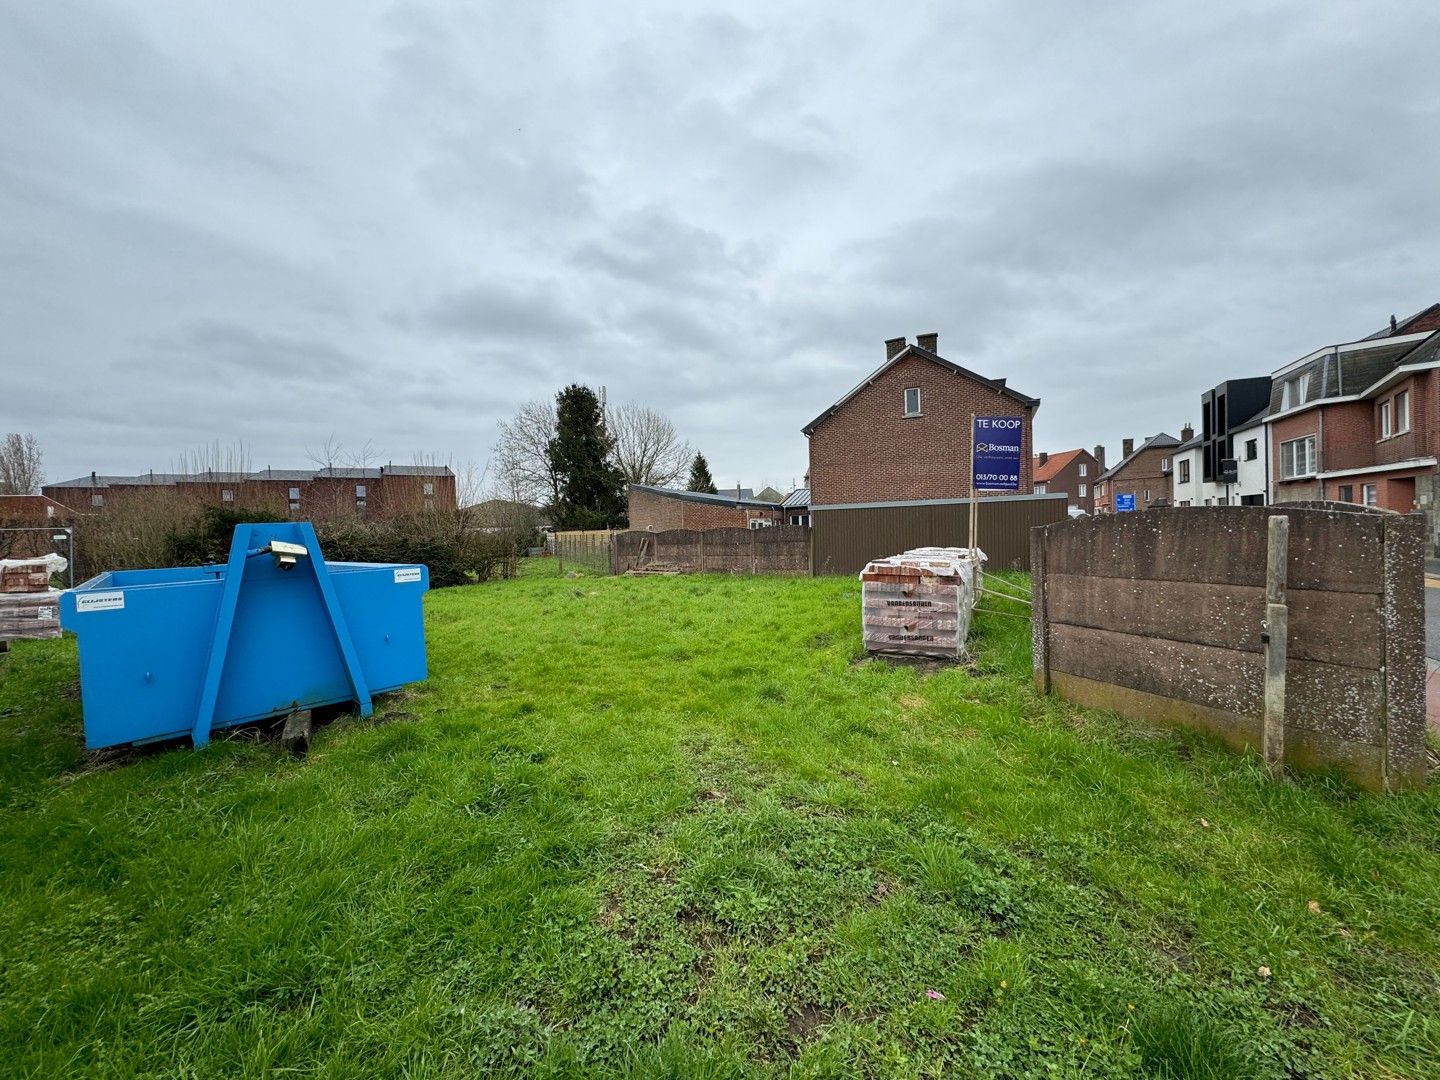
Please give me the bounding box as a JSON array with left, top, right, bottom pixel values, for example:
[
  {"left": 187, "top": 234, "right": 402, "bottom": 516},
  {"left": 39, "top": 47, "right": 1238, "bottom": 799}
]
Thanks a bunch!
[{"left": 811, "top": 494, "right": 1068, "bottom": 576}]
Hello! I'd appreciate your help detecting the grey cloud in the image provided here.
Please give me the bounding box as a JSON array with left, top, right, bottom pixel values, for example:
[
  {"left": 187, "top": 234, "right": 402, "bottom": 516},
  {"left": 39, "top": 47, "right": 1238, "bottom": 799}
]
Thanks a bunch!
[{"left": 414, "top": 281, "right": 595, "bottom": 342}]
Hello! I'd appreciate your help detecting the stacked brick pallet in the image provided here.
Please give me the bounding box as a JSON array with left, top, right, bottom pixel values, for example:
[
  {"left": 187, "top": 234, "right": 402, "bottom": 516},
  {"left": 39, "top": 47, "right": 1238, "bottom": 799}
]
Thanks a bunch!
[
  {"left": 0, "top": 559, "right": 62, "bottom": 644},
  {"left": 860, "top": 547, "right": 984, "bottom": 659}
]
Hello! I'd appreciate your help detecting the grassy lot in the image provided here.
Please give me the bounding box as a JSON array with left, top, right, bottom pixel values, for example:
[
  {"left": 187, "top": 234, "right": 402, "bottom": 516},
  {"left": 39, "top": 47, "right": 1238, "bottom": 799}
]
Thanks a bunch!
[{"left": 1, "top": 564, "right": 1438, "bottom": 1079}]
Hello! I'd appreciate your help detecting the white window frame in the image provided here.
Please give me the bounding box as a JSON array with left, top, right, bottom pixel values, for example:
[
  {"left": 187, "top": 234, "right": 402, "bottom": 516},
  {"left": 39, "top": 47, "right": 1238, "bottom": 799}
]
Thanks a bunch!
[
  {"left": 423, "top": 482, "right": 435, "bottom": 496},
  {"left": 1078, "top": 463, "right": 1088, "bottom": 477},
  {"left": 1379, "top": 400, "right": 1392, "bottom": 439},
  {"left": 1078, "top": 483, "right": 1088, "bottom": 497},
  {"left": 1280, "top": 435, "right": 1317, "bottom": 479},
  {"left": 1144, "top": 489, "right": 1152, "bottom": 502},
  {"left": 221, "top": 489, "right": 234, "bottom": 503},
  {"left": 1178, "top": 460, "right": 1190, "bottom": 484},
  {"left": 1362, "top": 483, "right": 1378, "bottom": 507},
  {"left": 289, "top": 486, "right": 301, "bottom": 501},
  {"left": 1035, "top": 483, "right": 1047, "bottom": 494},
  {"left": 355, "top": 484, "right": 367, "bottom": 498},
  {"left": 1396, "top": 390, "right": 1411, "bottom": 433},
  {"left": 903, "top": 387, "right": 921, "bottom": 417}
]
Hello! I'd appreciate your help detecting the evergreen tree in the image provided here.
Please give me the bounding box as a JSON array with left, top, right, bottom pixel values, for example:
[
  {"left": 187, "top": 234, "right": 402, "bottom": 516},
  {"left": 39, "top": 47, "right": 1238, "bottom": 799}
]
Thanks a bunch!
[
  {"left": 546, "top": 384, "right": 628, "bottom": 529},
  {"left": 686, "top": 452, "right": 718, "bottom": 494}
]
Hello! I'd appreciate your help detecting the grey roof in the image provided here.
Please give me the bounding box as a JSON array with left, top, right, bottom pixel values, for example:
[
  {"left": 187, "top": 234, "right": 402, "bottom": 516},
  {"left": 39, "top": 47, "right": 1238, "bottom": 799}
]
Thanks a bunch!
[
  {"left": 782, "top": 487, "right": 811, "bottom": 508},
  {"left": 1095, "top": 433, "right": 1181, "bottom": 482},
  {"left": 802, "top": 342, "right": 1040, "bottom": 435},
  {"left": 1174, "top": 435, "right": 1202, "bottom": 451},
  {"left": 383, "top": 464, "right": 455, "bottom": 476},
  {"left": 628, "top": 483, "right": 784, "bottom": 509},
  {"left": 714, "top": 487, "right": 755, "bottom": 500},
  {"left": 1360, "top": 303, "right": 1440, "bottom": 340},
  {"left": 1268, "top": 336, "right": 1427, "bottom": 415},
  {"left": 48, "top": 464, "right": 450, "bottom": 487}
]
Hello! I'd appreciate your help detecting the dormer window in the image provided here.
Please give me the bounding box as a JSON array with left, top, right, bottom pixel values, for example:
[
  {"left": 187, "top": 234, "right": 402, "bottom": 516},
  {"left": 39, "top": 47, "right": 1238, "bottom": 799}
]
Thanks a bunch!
[{"left": 903, "top": 387, "right": 921, "bottom": 417}]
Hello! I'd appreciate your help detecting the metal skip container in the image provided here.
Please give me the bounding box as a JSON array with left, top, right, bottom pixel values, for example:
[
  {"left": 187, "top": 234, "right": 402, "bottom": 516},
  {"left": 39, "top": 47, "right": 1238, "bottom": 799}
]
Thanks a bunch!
[{"left": 59, "top": 522, "right": 429, "bottom": 751}]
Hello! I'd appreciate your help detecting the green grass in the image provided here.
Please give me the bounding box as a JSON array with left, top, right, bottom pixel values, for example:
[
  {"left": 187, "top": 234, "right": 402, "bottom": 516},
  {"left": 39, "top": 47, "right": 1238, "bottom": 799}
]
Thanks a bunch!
[{"left": 1, "top": 569, "right": 1437, "bottom": 1078}]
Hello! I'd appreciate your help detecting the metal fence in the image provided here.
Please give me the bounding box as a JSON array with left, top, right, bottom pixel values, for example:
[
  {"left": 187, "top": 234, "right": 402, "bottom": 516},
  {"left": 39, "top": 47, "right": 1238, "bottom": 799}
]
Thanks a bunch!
[{"left": 549, "top": 529, "right": 614, "bottom": 574}]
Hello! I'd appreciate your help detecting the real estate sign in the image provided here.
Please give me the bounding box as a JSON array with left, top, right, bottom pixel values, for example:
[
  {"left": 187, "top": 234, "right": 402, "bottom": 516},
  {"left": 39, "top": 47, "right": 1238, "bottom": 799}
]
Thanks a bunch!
[{"left": 972, "top": 416, "right": 1023, "bottom": 491}]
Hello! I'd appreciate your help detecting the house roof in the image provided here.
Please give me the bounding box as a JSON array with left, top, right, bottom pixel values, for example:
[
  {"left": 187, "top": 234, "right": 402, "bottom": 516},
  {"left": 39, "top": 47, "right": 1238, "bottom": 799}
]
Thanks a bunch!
[
  {"left": 628, "top": 483, "right": 784, "bottom": 510},
  {"left": 802, "top": 342, "right": 1040, "bottom": 436},
  {"left": 782, "top": 487, "right": 811, "bottom": 508},
  {"left": 1361, "top": 302, "right": 1440, "bottom": 340},
  {"left": 1096, "top": 433, "right": 1180, "bottom": 482},
  {"left": 47, "top": 463, "right": 454, "bottom": 488},
  {"left": 1032, "top": 449, "right": 1084, "bottom": 484},
  {"left": 1267, "top": 334, "right": 1432, "bottom": 417}
]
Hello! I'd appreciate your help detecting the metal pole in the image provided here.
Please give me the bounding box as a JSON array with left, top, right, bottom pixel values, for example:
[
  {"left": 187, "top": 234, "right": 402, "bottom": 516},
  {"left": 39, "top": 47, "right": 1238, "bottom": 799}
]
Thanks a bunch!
[{"left": 1262, "top": 515, "right": 1289, "bottom": 776}]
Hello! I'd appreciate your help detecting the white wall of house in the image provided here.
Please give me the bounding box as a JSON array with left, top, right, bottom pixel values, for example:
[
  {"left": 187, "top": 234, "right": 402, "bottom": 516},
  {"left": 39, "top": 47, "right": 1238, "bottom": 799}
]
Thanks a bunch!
[
  {"left": 1232, "top": 418, "right": 1269, "bottom": 504},
  {"left": 1169, "top": 446, "right": 1205, "bottom": 506}
]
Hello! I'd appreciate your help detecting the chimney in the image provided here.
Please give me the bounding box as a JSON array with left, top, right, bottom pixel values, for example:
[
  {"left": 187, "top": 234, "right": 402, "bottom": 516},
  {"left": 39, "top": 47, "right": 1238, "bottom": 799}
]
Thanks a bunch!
[
  {"left": 1122, "top": 437, "right": 1134, "bottom": 458},
  {"left": 1093, "top": 445, "right": 1105, "bottom": 468},
  {"left": 1038, "top": 451, "right": 1049, "bottom": 467},
  {"left": 916, "top": 332, "right": 938, "bottom": 353},
  {"left": 1181, "top": 423, "right": 1194, "bottom": 442},
  {"left": 1391, "top": 314, "right": 1399, "bottom": 334},
  {"left": 884, "top": 336, "right": 906, "bottom": 360},
  {"left": 90, "top": 470, "right": 97, "bottom": 485}
]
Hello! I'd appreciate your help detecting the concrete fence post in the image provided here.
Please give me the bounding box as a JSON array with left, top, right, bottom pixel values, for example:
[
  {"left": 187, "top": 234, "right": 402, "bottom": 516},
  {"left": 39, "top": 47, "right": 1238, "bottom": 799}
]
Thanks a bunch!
[
  {"left": 1031, "top": 525, "right": 1050, "bottom": 693},
  {"left": 1263, "top": 514, "right": 1289, "bottom": 776}
]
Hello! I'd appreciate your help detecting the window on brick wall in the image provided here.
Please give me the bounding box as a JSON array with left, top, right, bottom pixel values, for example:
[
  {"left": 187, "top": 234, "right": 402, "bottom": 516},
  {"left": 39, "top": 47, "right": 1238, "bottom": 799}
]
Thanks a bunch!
[
  {"left": 289, "top": 487, "right": 301, "bottom": 501},
  {"left": 1396, "top": 390, "right": 1410, "bottom": 433},
  {"left": 1337, "top": 484, "right": 1354, "bottom": 502},
  {"left": 1078, "top": 483, "right": 1087, "bottom": 497},
  {"left": 423, "top": 482, "right": 434, "bottom": 496},
  {"left": 1280, "top": 435, "right": 1317, "bottom": 479},
  {"left": 1078, "top": 463, "right": 1087, "bottom": 477},
  {"left": 1362, "top": 483, "right": 1378, "bottom": 506},
  {"left": 91, "top": 493, "right": 105, "bottom": 507},
  {"left": 1379, "top": 400, "right": 1392, "bottom": 438},
  {"left": 903, "top": 387, "right": 921, "bottom": 416},
  {"left": 221, "top": 489, "right": 234, "bottom": 503},
  {"left": 1035, "top": 483, "right": 1047, "bottom": 494}
]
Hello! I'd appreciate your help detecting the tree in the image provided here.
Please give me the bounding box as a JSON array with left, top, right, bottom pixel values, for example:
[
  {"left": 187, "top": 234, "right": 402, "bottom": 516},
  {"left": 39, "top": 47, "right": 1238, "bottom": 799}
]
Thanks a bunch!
[
  {"left": 546, "top": 384, "right": 627, "bottom": 529},
  {"left": 608, "top": 402, "right": 692, "bottom": 488},
  {"left": 0, "top": 433, "right": 44, "bottom": 495},
  {"left": 492, "top": 399, "right": 561, "bottom": 509},
  {"left": 686, "top": 452, "right": 718, "bottom": 494}
]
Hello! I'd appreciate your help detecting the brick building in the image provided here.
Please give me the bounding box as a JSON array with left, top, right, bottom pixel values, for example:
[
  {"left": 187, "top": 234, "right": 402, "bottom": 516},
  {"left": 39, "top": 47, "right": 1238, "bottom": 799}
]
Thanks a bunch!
[
  {"left": 1093, "top": 433, "right": 1180, "bottom": 512},
  {"left": 803, "top": 333, "right": 1039, "bottom": 505},
  {"left": 1265, "top": 306, "right": 1440, "bottom": 538},
  {"left": 43, "top": 464, "right": 456, "bottom": 521},
  {"left": 1032, "top": 447, "right": 1104, "bottom": 514},
  {"left": 0, "top": 495, "right": 75, "bottom": 558},
  {"left": 626, "top": 484, "right": 784, "bottom": 531}
]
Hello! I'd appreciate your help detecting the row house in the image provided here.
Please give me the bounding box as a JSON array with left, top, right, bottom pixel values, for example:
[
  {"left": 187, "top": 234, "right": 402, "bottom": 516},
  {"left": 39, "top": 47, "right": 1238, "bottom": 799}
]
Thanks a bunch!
[
  {"left": 1170, "top": 377, "right": 1273, "bottom": 507},
  {"left": 1032, "top": 447, "right": 1104, "bottom": 514},
  {"left": 43, "top": 464, "right": 457, "bottom": 521},
  {"left": 1267, "top": 306, "right": 1440, "bottom": 539},
  {"left": 1092, "top": 433, "right": 1180, "bottom": 512}
]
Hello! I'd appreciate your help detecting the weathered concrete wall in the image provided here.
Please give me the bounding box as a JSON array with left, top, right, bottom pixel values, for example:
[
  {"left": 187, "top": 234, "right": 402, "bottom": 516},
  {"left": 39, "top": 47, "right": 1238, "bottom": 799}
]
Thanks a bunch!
[
  {"left": 1031, "top": 505, "right": 1426, "bottom": 791},
  {"left": 613, "top": 527, "right": 810, "bottom": 575}
]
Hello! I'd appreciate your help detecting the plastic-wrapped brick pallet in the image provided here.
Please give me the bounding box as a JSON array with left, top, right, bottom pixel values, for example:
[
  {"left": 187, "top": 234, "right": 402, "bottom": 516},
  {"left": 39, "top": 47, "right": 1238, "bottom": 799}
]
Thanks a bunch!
[
  {"left": 860, "top": 547, "right": 985, "bottom": 659},
  {"left": 0, "top": 557, "right": 63, "bottom": 642}
]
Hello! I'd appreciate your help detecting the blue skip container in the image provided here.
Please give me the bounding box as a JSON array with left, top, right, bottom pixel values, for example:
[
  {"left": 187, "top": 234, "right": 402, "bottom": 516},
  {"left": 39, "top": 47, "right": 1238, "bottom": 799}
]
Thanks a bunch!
[{"left": 59, "top": 522, "right": 429, "bottom": 750}]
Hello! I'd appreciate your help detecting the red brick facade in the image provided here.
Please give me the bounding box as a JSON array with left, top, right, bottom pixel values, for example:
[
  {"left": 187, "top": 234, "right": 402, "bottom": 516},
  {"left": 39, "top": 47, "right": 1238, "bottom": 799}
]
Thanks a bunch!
[
  {"left": 626, "top": 486, "right": 783, "bottom": 531},
  {"left": 1033, "top": 449, "right": 1102, "bottom": 513},
  {"left": 806, "top": 345, "right": 1035, "bottom": 505},
  {"left": 1093, "top": 443, "right": 1176, "bottom": 513}
]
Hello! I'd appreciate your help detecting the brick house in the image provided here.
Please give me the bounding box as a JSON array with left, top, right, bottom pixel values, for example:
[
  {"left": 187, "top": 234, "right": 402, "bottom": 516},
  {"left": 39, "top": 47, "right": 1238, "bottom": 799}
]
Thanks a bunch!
[
  {"left": 803, "top": 332, "right": 1040, "bottom": 505},
  {"left": 43, "top": 464, "right": 457, "bottom": 521},
  {"left": 0, "top": 494, "right": 75, "bottom": 558},
  {"left": 1266, "top": 303, "right": 1440, "bottom": 548},
  {"left": 1093, "top": 433, "right": 1181, "bottom": 512},
  {"left": 626, "top": 484, "right": 784, "bottom": 531},
  {"left": 1032, "top": 447, "right": 1104, "bottom": 514}
]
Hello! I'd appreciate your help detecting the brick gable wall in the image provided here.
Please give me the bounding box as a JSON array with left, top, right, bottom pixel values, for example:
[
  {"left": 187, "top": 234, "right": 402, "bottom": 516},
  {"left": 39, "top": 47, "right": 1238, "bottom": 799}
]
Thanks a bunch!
[
  {"left": 808, "top": 353, "right": 1034, "bottom": 504},
  {"left": 627, "top": 487, "right": 781, "bottom": 531}
]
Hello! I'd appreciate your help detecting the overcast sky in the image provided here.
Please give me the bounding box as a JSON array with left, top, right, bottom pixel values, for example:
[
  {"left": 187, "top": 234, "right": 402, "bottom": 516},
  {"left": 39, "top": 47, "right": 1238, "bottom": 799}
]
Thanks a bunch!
[{"left": 4, "top": 1, "right": 1438, "bottom": 494}]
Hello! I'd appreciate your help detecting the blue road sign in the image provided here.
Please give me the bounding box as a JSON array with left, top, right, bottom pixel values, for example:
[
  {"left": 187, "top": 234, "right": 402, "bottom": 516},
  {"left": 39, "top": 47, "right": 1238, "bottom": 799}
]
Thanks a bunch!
[
  {"left": 1115, "top": 492, "right": 1136, "bottom": 512},
  {"left": 972, "top": 416, "right": 1023, "bottom": 491}
]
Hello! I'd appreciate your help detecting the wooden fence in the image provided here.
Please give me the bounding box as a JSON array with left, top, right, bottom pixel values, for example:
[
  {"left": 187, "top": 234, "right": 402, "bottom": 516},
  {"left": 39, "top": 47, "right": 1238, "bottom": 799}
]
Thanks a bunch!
[
  {"left": 612, "top": 527, "right": 809, "bottom": 575},
  {"left": 550, "top": 530, "right": 613, "bottom": 574}
]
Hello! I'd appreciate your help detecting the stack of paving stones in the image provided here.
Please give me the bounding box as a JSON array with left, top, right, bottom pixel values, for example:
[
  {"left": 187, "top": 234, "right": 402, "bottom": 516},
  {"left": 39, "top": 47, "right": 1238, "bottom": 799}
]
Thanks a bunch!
[
  {"left": 0, "top": 560, "right": 62, "bottom": 643},
  {"left": 860, "top": 547, "right": 983, "bottom": 659}
]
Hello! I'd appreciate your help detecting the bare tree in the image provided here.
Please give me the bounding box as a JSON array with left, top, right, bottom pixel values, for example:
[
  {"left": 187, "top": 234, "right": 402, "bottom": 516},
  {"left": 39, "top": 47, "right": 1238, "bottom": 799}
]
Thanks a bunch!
[
  {"left": 608, "top": 402, "right": 692, "bottom": 488},
  {"left": 0, "top": 432, "right": 44, "bottom": 495},
  {"left": 171, "top": 439, "right": 252, "bottom": 478},
  {"left": 492, "top": 399, "right": 561, "bottom": 508},
  {"left": 306, "top": 434, "right": 346, "bottom": 472}
]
